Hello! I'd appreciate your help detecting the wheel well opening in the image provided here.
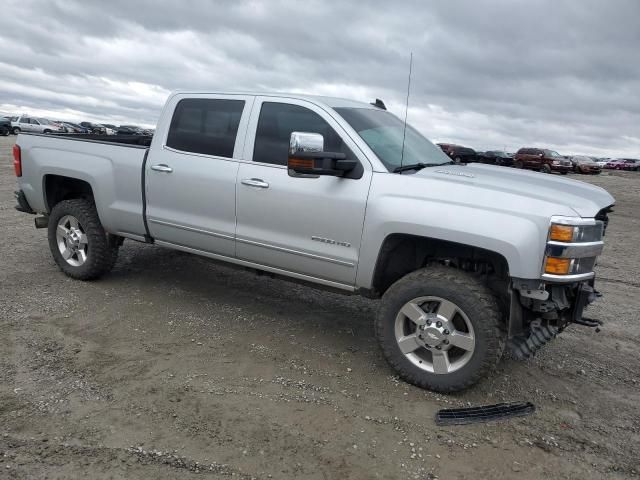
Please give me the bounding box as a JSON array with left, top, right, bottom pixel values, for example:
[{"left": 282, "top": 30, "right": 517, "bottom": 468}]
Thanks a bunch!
[
  {"left": 44, "top": 175, "right": 94, "bottom": 212},
  {"left": 372, "top": 234, "right": 510, "bottom": 296}
]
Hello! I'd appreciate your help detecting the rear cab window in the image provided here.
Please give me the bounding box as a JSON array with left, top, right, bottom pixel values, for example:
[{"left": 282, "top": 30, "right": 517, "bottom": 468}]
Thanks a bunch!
[{"left": 166, "top": 98, "right": 245, "bottom": 158}]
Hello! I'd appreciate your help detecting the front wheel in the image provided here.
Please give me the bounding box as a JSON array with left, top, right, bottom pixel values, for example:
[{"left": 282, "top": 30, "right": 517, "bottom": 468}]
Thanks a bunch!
[
  {"left": 541, "top": 164, "right": 552, "bottom": 174},
  {"left": 375, "top": 267, "right": 504, "bottom": 392},
  {"left": 48, "top": 199, "right": 119, "bottom": 280},
  {"left": 12, "top": 127, "right": 21, "bottom": 135},
  {"left": 514, "top": 160, "right": 524, "bottom": 169}
]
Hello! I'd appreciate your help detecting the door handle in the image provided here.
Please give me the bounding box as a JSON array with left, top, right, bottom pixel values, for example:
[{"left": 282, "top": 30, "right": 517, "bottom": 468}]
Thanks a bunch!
[
  {"left": 151, "top": 164, "right": 173, "bottom": 173},
  {"left": 241, "top": 178, "right": 269, "bottom": 188}
]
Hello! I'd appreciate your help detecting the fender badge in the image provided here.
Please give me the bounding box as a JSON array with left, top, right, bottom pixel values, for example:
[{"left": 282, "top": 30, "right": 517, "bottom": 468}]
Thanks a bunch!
[{"left": 435, "top": 170, "right": 475, "bottom": 178}]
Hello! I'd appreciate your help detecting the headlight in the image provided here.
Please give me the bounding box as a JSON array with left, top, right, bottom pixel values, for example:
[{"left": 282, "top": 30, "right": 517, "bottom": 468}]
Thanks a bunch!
[{"left": 542, "top": 217, "right": 604, "bottom": 280}]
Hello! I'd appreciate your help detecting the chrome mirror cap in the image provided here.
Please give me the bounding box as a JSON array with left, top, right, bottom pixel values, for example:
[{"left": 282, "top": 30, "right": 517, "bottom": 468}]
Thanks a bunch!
[{"left": 289, "top": 131, "right": 324, "bottom": 155}]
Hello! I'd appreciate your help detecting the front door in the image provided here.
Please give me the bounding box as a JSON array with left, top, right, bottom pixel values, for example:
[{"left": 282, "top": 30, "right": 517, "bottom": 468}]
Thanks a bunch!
[
  {"left": 145, "top": 94, "right": 253, "bottom": 257},
  {"left": 235, "top": 98, "right": 372, "bottom": 287}
]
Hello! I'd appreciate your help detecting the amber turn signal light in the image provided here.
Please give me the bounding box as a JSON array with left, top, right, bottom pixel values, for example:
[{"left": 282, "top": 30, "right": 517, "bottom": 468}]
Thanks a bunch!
[
  {"left": 544, "top": 257, "right": 571, "bottom": 275},
  {"left": 549, "top": 224, "right": 574, "bottom": 242},
  {"left": 288, "top": 158, "right": 314, "bottom": 169}
]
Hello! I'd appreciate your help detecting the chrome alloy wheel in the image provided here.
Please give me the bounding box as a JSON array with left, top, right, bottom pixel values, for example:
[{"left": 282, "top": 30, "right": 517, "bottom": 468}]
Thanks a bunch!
[
  {"left": 394, "top": 296, "right": 476, "bottom": 374},
  {"left": 56, "top": 215, "right": 88, "bottom": 267}
]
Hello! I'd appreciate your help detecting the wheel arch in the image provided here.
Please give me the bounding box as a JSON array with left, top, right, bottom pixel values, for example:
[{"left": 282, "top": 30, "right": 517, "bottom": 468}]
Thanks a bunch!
[
  {"left": 43, "top": 174, "right": 95, "bottom": 213},
  {"left": 369, "top": 233, "right": 512, "bottom": 297}
]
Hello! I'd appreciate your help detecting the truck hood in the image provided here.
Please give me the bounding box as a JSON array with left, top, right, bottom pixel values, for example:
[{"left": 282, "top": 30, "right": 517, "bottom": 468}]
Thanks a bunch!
[{"left": 415, "top": 163, "right": 615, "bottom": 217}]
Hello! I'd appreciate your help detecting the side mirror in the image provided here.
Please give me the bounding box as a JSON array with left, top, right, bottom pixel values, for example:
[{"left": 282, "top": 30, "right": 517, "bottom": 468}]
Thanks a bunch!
[
  {"left": 539, "top": 153, "right": 544, "bottom": 158},
  {"left": 288, "top": 132, "right": 357, "bottom": 177}
]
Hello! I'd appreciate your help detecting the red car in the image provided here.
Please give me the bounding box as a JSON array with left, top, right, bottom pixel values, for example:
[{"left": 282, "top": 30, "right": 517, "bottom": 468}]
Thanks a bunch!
[
  {"left": 622, "top": 159, "right": 640, "bottom": 171},
  {"left": 606, "top": 158, "right": 640, "bottom": 171}
]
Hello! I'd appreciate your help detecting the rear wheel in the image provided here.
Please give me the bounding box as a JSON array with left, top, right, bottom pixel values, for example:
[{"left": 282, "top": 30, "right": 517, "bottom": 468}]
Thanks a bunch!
[
  {"left": 48, "top": 199, "right": 119, "bottom": 280},
  {"left": 375, "top": 267, "right": 504, "bottom": 392},
  {"left": 514, "top": 160, "right": 524, "bottom": 169},
  {"left": 454, "top": 156, "right": 462, "bottom": 164}
]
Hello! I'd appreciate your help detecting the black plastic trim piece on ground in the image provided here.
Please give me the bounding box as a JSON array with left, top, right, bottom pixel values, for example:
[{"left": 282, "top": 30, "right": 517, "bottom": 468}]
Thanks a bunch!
[{"left": 435, "top": 401, "right": 535, "bottom": 426}]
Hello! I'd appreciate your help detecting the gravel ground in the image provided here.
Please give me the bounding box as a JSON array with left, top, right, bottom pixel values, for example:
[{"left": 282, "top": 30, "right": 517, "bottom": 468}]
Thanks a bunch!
[{"left": 1, "top": 134, "right": 638, "bottom": 479}]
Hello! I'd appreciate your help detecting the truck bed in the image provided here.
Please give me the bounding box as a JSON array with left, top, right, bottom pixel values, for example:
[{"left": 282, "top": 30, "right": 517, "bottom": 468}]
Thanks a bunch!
[{"left": 17, "top": 132, "right": 150, "bottom": 240}]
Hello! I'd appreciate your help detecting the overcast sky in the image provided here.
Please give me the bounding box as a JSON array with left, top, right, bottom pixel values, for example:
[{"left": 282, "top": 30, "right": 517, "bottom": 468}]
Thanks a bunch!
[{"left": 1, "top": 0, "right": 639, "bottom": 157}]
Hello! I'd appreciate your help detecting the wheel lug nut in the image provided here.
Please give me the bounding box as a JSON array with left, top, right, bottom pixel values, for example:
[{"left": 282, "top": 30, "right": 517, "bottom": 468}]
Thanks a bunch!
[
  {"left": 426, "top": 320, "right": 431, "bottom": 326},
  {"left": 435, "top": 346, "right": 441, "bottom": 350},
  {"left": 443, "top": 340, "right": 449, "bottom": 345},
  {"left": 444, "top": 330, "right": 449, "bottom": 335},
  {"left": 436, "top": 321, "right": 442, "bottom": 327}
]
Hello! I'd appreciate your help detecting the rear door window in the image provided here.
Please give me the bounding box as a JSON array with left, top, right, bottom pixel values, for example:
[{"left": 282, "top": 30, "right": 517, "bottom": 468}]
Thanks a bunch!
[{"left": 166, "top": 98, "right": 245, "bottom": 158}]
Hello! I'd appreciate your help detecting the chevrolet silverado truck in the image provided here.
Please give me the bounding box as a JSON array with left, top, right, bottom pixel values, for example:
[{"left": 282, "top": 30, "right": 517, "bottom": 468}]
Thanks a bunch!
[{"left": 13, "top": 91, "right": 615, "bottom": 392}]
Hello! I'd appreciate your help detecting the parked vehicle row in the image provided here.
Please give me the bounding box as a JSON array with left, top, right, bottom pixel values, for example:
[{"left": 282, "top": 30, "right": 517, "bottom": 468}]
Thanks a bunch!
[
  {"left": 436, "top": 143, "right": 638, "bottom": 175},
  {"left": 1, "top": 114, "right": 153, "bottom": 137}
]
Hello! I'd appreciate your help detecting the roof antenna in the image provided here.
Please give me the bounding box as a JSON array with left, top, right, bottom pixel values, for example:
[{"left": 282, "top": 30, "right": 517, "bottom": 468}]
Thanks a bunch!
[{"left": 400, "top": 52, "right": 413, "bottom": 171}]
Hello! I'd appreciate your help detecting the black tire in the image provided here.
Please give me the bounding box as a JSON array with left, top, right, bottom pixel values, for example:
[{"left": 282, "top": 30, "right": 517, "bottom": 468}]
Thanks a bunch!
[
  {"left": 541, "top": 164, "right": 552, "bottom": 174},
  {"left": 48, "top": 199, "right": 119, "bottom": 280},
  {"left": 375, "top": 266, "right": 504, "bottom": 392},
  {"left": 43, "top": 129, "right": 52, "bottom": 134},
  {"left": 454, "top": 156, "right": 462, "bottom": 164},
  {"left": 514, "top": 160, "right": 524, "bottom": 169},
  {"left": 560, "top": 171, "right": 568, "bottom": 175},
  {"left": 12, "top": 127, "right": 20, "bottom": 135},
  {"left": 0, "top": 127, "right": 8, "bottom": 136}
]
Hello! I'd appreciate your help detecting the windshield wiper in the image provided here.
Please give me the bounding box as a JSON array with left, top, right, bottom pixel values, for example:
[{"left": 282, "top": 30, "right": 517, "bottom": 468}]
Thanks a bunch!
[
  {"left": 393, "top": 161, "right": 454, "bottom": 173},
  {"left": 393, "top": 162, "right": 428, "bottom": 173}
]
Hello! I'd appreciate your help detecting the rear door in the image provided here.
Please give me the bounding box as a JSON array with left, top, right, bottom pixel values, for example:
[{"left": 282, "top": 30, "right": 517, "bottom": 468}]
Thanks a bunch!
[
  {"left": 18, "top": 117, "right": 33, "bottom": 132},
  {"left": 234, "top": 97, "right": 372, "bottom": 287},
  {"left": 145, "top": 94, "right": 253, "bottom": 257}
]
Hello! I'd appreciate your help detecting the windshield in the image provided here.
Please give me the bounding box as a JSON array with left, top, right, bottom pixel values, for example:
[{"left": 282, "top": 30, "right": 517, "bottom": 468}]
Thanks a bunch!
[
  {"left": 545, "top": 149, "right": 562, "bottom": 158},
  {"left": 334, "top": 107, "right": 450, "bottom": 171}
]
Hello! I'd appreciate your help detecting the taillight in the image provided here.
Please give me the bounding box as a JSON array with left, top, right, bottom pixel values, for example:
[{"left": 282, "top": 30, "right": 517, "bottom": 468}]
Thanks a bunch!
[{"left": 13, "top": 144, "right": 22, "bottom": 177}]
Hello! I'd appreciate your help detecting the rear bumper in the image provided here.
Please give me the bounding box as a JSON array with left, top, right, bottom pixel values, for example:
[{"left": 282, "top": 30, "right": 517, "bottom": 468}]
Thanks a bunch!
[{"left": 14, "top": 190, "right": 35, "bottom": 214}]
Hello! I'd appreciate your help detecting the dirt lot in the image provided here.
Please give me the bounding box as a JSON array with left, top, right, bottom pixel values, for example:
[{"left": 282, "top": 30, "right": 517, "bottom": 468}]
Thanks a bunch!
[{"left": 1, "top": 134, "right": 638, "bottom": 479}]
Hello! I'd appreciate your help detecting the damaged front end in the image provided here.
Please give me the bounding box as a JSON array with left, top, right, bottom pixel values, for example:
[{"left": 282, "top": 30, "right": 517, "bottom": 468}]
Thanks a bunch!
[{"left": 507, "top": 206, "right": 613, "bottom": 359}]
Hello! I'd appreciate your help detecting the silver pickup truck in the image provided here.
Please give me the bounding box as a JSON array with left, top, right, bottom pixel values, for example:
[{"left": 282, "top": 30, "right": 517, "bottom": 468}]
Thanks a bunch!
[{"left": 13, "top": 91, "right": 615, "bottom": 392}]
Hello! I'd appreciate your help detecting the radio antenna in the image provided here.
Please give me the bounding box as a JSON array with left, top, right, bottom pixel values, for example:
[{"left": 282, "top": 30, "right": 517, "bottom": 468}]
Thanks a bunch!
[{"left": 400, "top": 52, "right": 413, "bottom": 170}]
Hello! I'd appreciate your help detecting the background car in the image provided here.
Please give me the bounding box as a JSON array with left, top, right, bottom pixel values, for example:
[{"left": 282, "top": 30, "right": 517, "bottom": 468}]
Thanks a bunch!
[
  {"left": 60, "top": 122, "right": 90, "bottom": 134},
  {"left": 79, "top": 122, "right": 107, "bottom": 134},
  {"left": 595, "top": 158, "right": 610, "bottom": 168},
  {"left": 11, "top": 116, "right": 65, "bottom": 134},
  {"left": 476, "top": 150, "right": 514, "bottom": 166},
  {"left": 571, "top": 155, "right": 601, "bottom": 174},
  {"left": 514, "top": 147, "right": 572, "bottom": 174},
  {"left": 620, "top": 159, "right": 640, "bottom": 171},
  {"left": 0, "top": 117, "right": 11, "bottom": 136},
  {"left": 116, "top": 125, "right": 143, "bottom": 135},
  {"left": 605, "top": 158, "right": 635, "bottom": 170},
  {"left": 437, "top": 143, "right": 477, "bottom": 163}
]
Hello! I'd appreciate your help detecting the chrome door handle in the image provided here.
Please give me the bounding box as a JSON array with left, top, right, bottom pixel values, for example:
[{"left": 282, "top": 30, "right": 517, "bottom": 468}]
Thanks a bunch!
[
  {"left": 241, "top": 178, "right": 269, "bottom": 188},
  {"left": 151, "top": 164, "right": 173, "bottom": 173}
]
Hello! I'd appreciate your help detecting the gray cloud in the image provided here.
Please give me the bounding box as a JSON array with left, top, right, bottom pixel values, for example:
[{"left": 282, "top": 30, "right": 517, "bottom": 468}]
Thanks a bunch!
[{"left": 0, "top": 0, "right": 638, "bottom": 156}]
